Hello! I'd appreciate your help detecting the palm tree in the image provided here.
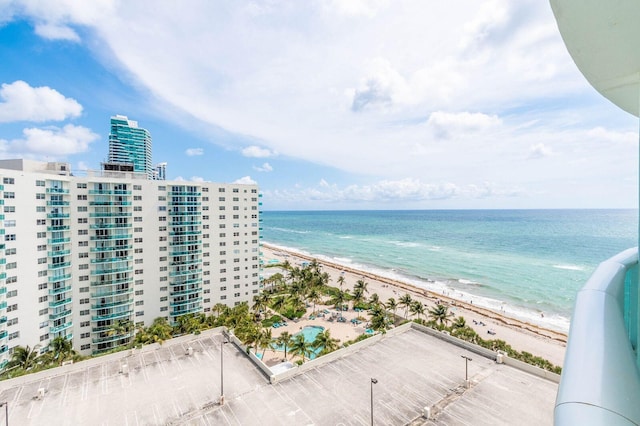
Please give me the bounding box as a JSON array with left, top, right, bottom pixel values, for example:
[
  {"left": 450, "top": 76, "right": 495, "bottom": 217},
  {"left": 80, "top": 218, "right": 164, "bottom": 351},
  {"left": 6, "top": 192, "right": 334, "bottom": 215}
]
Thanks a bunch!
[
  {"left": 306, "top": 287, "right": 322, "bottom": 315},
  {"left": 290, "top": 334, "right": 313, "bottom": 363},
  {"left": 428, "top": 304, "right": 453, "bottom": 326},
  {"left": 312, "top": 330, "right": 340, "bottom": 355},
  {"left": 452, "top": 316, "right": 467, "bottom": 329},
  {"left": 354, "top": 279, "right": 369, "bottom": 295},
  {"left": 213, "top": 303, "right": 228, "bottom": 318},
  {"left": 252, "top": 293, "right": 270, "bottom": 320},
  {"left": 337, "top": 275, "right": 345, "bottom": 291},
  {"left": 276, "top": 331, "right": 293, "bottom": 360},
  {"left": 49, "top": 336, "right": 74, "bottom": 365},
  {"left": 271, "top": 295, "right": 287, "bottom": 314},
  {"left": 146, "top": 317, "right": 174, "bottom": 344},
  {"left": 410, "top": 300, "right": 425, "bottom": 322},
  {"left": 368, "top": 293, "right": 380, "bottom": 306},
  {"left": 369, "top": 303, "right": 389, "bottom": 333},
  {"left": 6, "top": 345, "right": 41, "bottom": 371},
  {"left": 399, "top": 293, "right": 413, "bottom": 319},
  {"left": 257, "top": 328, "right": 273, "bottom": 358},
  {"left": 385, "top": 297, "right": 398, "bottom": 322},
  {"left": 351, "top": 287, "right": 365, "bottom": 310}
]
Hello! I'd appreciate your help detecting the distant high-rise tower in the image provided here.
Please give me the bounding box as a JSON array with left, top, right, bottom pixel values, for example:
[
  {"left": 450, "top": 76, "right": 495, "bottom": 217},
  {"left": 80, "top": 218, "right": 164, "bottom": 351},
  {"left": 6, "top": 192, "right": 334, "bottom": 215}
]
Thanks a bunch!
[
  {"left": 154, "top": 162, "right": 167, "bottom": 180},
  {"left": 108, "top": 115, "right": 153, "bottom": 179}
]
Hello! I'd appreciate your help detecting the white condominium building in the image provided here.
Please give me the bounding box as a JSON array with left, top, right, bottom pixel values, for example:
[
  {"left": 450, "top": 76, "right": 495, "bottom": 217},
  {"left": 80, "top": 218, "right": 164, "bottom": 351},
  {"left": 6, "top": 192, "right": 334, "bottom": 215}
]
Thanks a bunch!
[{"left": 0, "top": 159, "right": 262, "bottom": 365}]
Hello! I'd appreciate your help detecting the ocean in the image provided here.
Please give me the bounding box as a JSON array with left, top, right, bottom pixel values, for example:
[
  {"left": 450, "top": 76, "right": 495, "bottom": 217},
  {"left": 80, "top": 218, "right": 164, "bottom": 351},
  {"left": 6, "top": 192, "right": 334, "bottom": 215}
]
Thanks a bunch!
[{"left": 261, "top": 209, "right": 638, "bottom": 332}]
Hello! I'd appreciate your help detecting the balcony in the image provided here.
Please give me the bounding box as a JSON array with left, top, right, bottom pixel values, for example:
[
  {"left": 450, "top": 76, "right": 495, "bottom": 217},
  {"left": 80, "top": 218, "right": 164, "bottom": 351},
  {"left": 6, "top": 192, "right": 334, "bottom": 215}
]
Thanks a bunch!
[
  {"left": 48, "top": 273, "right": 71, "bottom": 283},
  {"left": 555, "top": 248, "right": 640, "bottom": 425},
  {"left": 91, "top": 309, "right": 132, "bottom": 321},
  {"left": 50, "top": 322, "right": 72, "bottom": 334},
  {"left": 47, "top": 213, "right": 69, "bottom": 219},
  {"left": 90, "top": 212, "right": 132, "bottom": 218},
  {"left": 46, "top": 187, "right": 69, "bottom": 194}
]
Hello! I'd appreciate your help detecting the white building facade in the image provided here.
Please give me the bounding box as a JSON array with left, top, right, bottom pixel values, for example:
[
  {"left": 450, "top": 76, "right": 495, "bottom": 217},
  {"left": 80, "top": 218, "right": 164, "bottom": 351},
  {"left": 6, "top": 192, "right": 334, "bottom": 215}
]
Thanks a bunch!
[{"left": 0, "top": 160, "right": 262, "bottom": 364}]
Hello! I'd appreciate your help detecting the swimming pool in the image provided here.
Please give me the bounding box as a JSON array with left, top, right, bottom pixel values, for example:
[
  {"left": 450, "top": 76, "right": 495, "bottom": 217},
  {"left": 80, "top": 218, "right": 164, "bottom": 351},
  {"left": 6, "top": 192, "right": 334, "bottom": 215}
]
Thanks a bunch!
[{"left": 273, "top": 325, "right": 325, "bottom": 359}]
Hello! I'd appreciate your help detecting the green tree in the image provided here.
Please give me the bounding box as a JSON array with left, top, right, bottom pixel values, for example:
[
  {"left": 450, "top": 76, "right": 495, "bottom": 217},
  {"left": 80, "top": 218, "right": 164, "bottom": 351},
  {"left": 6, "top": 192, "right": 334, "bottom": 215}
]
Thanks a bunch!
[
  {"left": 306, "top": 287, "right": 322, "bottom": 315},
  {"left": 290, "top": 334, "right": 313, "bottom": 363},
  {"left": 369, "top": 303, "right": 389, "bottom": 333},
  {"left": 257, "top": 328, "right": 273, "bottom": 358},
  {"left": 312, "top": 329, "right": 340, "bottom": 355},
  {"left": 6, "top": 345, "right": 41, "bottom": 371},
  {"left": 428, "top": 304, "right": 452, "bottom": 326},
  {"left": 410, "top": 300, "right": 425, "bottom": 322},
  {"left": 452, "top": 316, "right": 467, "bottom": 329},
  {"left": 49, "top": 336, "right": 74, "bottom": 365},
  {"left": 399, "top": 293, "right": 413, "bottom": 319},
  {"left": 385, "top": 297, "right": 398, "bottom": 322},
  {"left": 276, "top": 331, "right": 293, "bottom": 360}
]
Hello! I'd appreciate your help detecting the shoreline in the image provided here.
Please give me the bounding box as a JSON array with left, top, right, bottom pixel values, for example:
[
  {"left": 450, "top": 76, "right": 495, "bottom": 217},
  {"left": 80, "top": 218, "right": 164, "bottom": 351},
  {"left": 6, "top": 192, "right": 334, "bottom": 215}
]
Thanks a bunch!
[{"left": 261, "top": 242, "right": 567, "bottom": 367}]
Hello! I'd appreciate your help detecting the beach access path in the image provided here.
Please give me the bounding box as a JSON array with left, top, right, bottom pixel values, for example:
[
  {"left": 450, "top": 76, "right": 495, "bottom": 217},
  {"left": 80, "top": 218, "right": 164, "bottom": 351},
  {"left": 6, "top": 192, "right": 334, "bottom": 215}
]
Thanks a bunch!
[{"left": 261, "top": 243, "right": 567, "bottom": 368}]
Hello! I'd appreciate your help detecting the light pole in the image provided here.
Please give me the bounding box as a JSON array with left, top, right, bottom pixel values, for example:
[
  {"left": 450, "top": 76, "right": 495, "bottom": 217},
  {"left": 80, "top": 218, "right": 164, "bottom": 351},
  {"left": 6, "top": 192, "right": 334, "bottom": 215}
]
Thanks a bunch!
[
  {"left": 370, "top": 378, "right": 378, "bottom": 425},
  {"left": 220, "top": 334, "right": 229, "bottom": 405},
  {"left": 0, "top": 401, "right": 7, "bottom": 426},
  {"left": 461, "top": 355, "right": 472, "bottom": 387}
]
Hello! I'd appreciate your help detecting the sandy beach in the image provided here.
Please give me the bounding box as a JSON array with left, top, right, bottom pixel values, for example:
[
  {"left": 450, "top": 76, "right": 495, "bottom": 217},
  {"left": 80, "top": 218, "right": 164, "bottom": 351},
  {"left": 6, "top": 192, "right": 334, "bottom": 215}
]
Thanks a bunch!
[{"left": 259, "top": 243, "right": 567, "bottom": 368}]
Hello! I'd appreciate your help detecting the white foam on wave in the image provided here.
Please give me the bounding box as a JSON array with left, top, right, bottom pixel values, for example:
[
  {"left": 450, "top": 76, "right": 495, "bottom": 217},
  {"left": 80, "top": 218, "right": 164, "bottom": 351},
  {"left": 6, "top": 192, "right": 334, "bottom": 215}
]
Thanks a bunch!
[
  {"left": 339, "top": 236, "right": 353, "bottom": 239},
  {"left": 263, "top": 241, "right": 571, "bottom": 333},
  {"left": 553, "top": 264, "right": 584, "bottom": 271},
  {"left": 387, "top": 240, "right": 422, "bottom": 248},
  {"left": 270, "top": 227, "right": 311, "bottom": 234},
  {"left": 458, "top": 279, "right": 479, "bottom": 285}
]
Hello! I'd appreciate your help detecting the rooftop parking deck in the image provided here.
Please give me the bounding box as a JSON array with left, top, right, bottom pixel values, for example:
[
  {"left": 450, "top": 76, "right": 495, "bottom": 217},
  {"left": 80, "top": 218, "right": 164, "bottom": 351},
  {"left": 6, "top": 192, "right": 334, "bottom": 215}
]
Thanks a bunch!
[{"left": 0, "top": 327, "right": 557, "bottom": 425}]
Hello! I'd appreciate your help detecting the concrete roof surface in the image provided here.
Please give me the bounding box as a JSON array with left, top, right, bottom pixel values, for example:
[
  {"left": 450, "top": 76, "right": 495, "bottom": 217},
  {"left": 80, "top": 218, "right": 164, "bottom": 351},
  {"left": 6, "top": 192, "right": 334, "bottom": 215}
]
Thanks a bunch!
[{"left": 0, "top": 328, "right": 557, "bottom": 425}]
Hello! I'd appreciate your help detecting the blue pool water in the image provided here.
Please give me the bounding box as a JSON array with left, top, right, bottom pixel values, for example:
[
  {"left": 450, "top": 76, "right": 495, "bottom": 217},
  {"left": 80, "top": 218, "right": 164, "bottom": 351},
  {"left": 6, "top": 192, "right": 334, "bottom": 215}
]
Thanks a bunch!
[{"left": 273, "top": 325, "right": 325, "bottom": 359}]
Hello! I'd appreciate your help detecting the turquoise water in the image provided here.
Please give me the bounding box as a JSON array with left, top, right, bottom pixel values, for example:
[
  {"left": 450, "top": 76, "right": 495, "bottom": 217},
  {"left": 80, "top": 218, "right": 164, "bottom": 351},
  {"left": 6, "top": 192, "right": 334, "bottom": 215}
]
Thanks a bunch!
[
  {"left": 262, "top": 209, "right": 638, "bottom": 332},
  {"left": 273, "top": 326, "right": 325, "bottom": 359}
]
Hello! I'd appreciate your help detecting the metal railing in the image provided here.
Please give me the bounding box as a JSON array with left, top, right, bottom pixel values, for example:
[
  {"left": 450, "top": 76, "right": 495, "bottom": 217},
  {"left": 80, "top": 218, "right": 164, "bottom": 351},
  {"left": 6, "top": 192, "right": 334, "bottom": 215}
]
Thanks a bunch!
[{"left": 555, "top": 247, "right": 640, "bottom": 425}]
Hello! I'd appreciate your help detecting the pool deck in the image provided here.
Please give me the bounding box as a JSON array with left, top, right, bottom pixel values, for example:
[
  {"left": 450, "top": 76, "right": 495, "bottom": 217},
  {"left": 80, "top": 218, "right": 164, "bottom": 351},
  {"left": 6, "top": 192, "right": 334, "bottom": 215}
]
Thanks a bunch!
[{"left": 0, "top": 327, "right": 557, "bottom": 425}]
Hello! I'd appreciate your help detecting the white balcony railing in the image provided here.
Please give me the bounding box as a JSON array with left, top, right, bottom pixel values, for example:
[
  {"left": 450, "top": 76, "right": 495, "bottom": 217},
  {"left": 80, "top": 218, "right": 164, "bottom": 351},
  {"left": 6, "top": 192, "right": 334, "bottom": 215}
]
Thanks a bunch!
[{"left": 555, "top": 248, "right": 640, "bottom": 425}]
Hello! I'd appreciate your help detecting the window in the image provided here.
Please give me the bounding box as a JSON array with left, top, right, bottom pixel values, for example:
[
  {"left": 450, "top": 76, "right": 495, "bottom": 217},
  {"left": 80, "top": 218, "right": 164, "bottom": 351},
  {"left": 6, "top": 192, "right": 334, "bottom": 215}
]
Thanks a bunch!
[
  {"left": 38, "top": 295, "right": 48, "bottom": 302},
  {"left": 37, "top": 232, "right": 46, "bottom": 238},
  {"left": 4, "top": 220, "right": 15, "bottom": 227},
  {"left": 79, "top": 264, "right": 89, "bottom": 270},
  {"left": 77, "top": 194, "right": 87, "bottom": 200},
  {"left": 134, "top": 238, "right": 143, "bottom": 243},
  {"left": 3, "top": 192, "right": 14, "bottom": 199},
  {"left": 79, "top": 287, "right": 89, "bottom": 293},
  {"left": 2, "top": 177, "right": 14, "bottom": 184},
  {"left": 6, "top": 290, "right": 17, "bottom": 298},
  {"left": 39, "top": 308, "right": 48, "bottom": 316},
  {"left": 81, "top": 332, "right": 90, "bottom": 339},
  {"left": 78, "top": 229, "right": 88, "bottom": 235},
  {"left": 6, "top": 262, "right": 16, "bottom": 269},
  {"left": 77, "top": 206, "right": 88, "bottom": 212},
  {"left": 134, "top": 206, "right": 142, "bottom": 211},
  {"left": 80, "top": 321, "right": 90, "bottom": 327},
  {"left": 81, "top": 344, "right": 90, "bottom": 350},
  {"left": 5, "top": 247, "right": 16, "bottom": 255},
  {"left": 133, "top": 185, "right": 142, "bottom": 190},
  {"left": 80, "top": 310, "right": 89, "bottom": 316},
  {"left": 79, "top": 252, "right": 88, "bottom": 258},
  {"left": 78, "top": 218, "right": 88, "bottom": 224},
  {"left": 37, "top": 258, "right": 47, "bottom": 264},
  {"left": 6, "top": 276, "right": 16, "bottom": 284},
  {"left": 79, "top": 241, "right": 88, "bottom": 247},
  {"left": 134, "top": 227, "right": 143, "bottom": 232},
  {"left": 36, "top": 193, "right": 45, "bottom": 200},
  {"left": 36, "top": 219, "right": 46, "bottom": 225},
  {"left": 4, "top": 206, "right": 15, "bottom": 213},
  {"left": 134, "top": 216, "right": 142, "bottom": 222},
  {"left": 134, "top": 195, "right": 142, "bottom": 201},
  {"left": 77, "top": 183, "right": 87, "bottom": 189}
]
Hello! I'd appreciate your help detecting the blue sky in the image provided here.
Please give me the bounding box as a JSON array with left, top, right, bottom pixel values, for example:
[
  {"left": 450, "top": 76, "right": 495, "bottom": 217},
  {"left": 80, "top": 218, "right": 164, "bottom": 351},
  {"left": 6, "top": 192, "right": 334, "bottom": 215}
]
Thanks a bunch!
[{"left": 0, "top": 0, "right": 637, "bottom": 210}]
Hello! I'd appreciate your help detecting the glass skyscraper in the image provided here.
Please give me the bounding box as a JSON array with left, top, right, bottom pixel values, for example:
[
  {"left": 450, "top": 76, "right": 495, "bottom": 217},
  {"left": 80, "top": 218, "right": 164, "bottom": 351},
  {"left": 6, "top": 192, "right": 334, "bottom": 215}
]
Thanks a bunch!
[{"left": 108, "top": 115, "right": 153, "bottom": 179}]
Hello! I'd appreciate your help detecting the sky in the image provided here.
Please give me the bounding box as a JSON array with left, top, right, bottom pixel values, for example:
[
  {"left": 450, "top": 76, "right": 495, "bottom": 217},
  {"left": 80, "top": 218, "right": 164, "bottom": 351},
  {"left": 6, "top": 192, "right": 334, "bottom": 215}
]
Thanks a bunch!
[{"left": 0, "top": 0, "right": 637, "bottom": 211}]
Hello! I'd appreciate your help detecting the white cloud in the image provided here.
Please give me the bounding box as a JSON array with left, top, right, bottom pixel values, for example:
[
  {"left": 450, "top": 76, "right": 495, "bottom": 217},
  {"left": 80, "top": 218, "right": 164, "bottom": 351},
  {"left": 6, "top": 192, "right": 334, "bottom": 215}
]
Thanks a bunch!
[
  {"left": 0, "top": 81, "right": 83, "bottom": 123},
  {"left": 253, "top": 162, "right": 273, "bottom": 172},
  {"left": 528, "top": 143, "right": 554, "bottom": 159},
  {"left": 242, "top": 146, "right": 275, "bottom": 158},
  {"left": 7, "top": 1, "right": 636, "bottom": 207},
  {"left": 1, "top": 124, "right": 98, "bottom": 158},
  {"left": 234, "top": 176, "right": 257, "bottom": 185},
  {"left": 266, "top": 178, "right": 520, "bottom": 206},
  {"left": 34, "top": 23, "right": 80, "bottom": 42},
  {"left": 77, "top": 161, "right": 89, "bottom": 170},
  {"left": 426, "top": 111, "right": 502, "bottom": 139},
  {"left": 185, "top": 147, "right": 204, "bottom": 156},
  {"left": 190, "top": 176, "right": 205, "bottom": 182}
]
